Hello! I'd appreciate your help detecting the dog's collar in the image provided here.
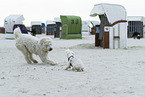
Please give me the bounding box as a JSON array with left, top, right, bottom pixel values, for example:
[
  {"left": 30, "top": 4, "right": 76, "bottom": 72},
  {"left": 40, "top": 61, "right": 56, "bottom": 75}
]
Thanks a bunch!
[
  {"left": 68, "top": 56, "right": 74, "bottom": 61},
  {"left": 68, "top": 56, "right": 74, "bottom": 67}
]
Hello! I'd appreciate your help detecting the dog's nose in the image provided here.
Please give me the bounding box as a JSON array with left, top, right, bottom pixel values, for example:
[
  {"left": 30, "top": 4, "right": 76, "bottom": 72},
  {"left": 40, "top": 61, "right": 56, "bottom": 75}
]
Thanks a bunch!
[{"left": 49, "top": 48, "right": 53, "bottom": 51}]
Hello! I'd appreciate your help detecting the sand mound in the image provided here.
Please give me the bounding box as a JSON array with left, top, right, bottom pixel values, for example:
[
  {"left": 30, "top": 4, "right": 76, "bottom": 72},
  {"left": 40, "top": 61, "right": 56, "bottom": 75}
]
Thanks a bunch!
[
  {"left": 69, "top": 43, "right": 95, "bottom": 49},
  {"left": 128, "top": 46, "right": 145, "bottom": 49}
]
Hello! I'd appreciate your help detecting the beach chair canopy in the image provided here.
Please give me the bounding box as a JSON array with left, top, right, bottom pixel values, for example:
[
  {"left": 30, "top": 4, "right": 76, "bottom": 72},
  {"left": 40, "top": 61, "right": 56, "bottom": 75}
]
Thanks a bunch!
[{"left": 90, "top": 3, "right": 127, "bottom": 24}]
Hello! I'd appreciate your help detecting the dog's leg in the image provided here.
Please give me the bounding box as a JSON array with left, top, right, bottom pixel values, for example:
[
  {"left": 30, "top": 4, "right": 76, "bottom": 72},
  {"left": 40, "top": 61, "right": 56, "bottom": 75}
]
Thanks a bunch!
[
  {"left": 29, "top": 53, "right": 38, "bottom": 63},
  {"left": 39, "top": 53, "right": 57, "bottom": 65},
  {"left": 81, "top": 68, "right": 84, "bottom": 72},
  {"left": 65, "top": 67, "right": 69, "bottom": 70},
  {"left": 24, "top": 53, "right": 31, "bottom": 64},
  {"left": 72, "top": 67, "right": 76, "bottom": 71},
  {"left": 16, "top": 44, "right": 32, "bottom": 64},
  {"left": 46, "top": 60, "right": 57, "bottom": 65},
  {"left": 65, "top": 66, "right": 71, "bottom": 70},
  {"left": 65, "top": 63, "right": 71, "bottom": 70},
  {"left": 77, "top": 67, "right": 82, "bottom": 72}
]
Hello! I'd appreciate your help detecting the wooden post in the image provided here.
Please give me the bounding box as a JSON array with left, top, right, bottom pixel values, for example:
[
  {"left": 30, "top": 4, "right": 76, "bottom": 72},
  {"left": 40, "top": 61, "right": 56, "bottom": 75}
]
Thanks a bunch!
[
  {"left": 95, "top": 25, "right": 100, "bottom": 46},
  {"left": 103, "top": 26, "right": 109, "bottom": 48},
  {"left": 104, "top": 32, "right": 109, "bottom": 48}
]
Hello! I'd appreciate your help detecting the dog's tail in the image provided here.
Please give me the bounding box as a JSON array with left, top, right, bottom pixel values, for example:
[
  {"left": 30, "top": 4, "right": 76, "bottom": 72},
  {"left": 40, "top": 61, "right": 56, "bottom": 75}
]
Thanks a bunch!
[{"left": 14, "top": 27, "right": 22, "bottom": 39}]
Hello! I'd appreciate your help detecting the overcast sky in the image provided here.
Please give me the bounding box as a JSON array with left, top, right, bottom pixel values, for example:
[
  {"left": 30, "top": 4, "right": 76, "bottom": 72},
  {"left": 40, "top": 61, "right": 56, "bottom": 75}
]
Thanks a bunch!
[{"left": 0, "top": 0, "right": 144, "bottom": 26}]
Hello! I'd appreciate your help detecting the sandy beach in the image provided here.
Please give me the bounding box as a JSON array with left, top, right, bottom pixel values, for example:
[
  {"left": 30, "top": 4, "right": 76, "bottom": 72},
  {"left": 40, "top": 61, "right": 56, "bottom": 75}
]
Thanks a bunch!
[{"left": 0, "top": 33, "right": 145, "bottom": 97}]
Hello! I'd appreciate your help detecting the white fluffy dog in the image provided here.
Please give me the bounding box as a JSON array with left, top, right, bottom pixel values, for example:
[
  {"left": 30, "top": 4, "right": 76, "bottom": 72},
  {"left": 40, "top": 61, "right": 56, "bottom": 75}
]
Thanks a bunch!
[
  {"left": 14, "top": 27, "right": 57, "bottom": 65},
  {"left": 65, "top": 49, "right": 84, "bottom": 72}
]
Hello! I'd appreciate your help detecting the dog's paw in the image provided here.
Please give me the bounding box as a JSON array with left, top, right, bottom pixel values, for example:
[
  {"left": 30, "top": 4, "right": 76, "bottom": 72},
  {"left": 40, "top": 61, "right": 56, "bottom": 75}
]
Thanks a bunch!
[
  {"left": 50, "top": 62, "right": 58, "bottom": 66},
  {"left": 27, "top": 61, "right": 32, "bottom": 64},
  {"left": 33, "top": 60, "right": 38, "bottom": 63}
]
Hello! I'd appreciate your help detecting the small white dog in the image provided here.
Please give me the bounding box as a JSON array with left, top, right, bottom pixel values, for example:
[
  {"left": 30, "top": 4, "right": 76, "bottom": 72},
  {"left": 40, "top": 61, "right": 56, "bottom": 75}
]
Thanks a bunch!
[
  {"left": 65, "top": 49, "right": 84, "bottom": 72},
  {"left": 14, "top": 27, "right": 57, "bottom": 65}
]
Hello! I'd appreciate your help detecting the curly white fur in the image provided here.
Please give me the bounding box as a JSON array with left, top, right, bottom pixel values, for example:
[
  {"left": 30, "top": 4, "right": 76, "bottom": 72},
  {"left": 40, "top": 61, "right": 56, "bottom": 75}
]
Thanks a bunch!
[
  {"left": 65, "top": 49, "right": 84, "bottom": 72},
  {"left": 14, "top": 27, "right": 57, "bottom": 65}
]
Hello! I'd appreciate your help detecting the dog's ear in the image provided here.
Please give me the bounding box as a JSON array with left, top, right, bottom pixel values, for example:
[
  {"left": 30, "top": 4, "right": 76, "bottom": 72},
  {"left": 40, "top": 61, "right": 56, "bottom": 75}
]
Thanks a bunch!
[
  {"left": 65, "top": 49, "right": 74, "bottom": 55},
  {"left": 65, "top": 49, "right": 70, "bottom": 53},
  {"left": 71, "top": 51, "right": 74, "bottom": 55}
]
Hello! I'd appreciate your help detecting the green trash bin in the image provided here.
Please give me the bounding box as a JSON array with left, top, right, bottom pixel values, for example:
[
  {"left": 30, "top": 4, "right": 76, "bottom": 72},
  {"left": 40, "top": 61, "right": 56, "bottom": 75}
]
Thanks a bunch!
[{"left": 60, "top": 15, "right": 82, "bottom": 39}]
